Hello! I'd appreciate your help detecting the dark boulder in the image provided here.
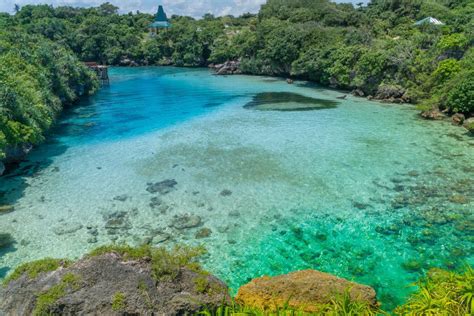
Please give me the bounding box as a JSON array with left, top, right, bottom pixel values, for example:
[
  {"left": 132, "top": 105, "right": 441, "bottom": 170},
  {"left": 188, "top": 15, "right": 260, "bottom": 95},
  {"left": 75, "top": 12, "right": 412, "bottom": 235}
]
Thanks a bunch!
[
  {"left": 421, "top": 108, "right": 446, "bottom": 120},
  {"left": 352, "top": 89, "right": 365, "bottom": 97},
  {"left": 375, "top": 84, "right": 406, "bottom": 102},
  {"left": 452, "top": 113, "right": 465, "bottom": 126},
  {"left": 4, "top": 144, "right": 33, "bottom": 163},
  {"left": 171, "top": 214, "right": 202, "bottom": 230},
  {"left": 0, "top": 251, "right": 230, "bottom": 315},
  {"left": 147, "top": 179, "right": 178, "bottom": 195},
  {"left": 463, "top": 118, "right": 474, "bottom": 134},
  {"left": 212, "top": 60, "right": 241, "bottom": 75}
]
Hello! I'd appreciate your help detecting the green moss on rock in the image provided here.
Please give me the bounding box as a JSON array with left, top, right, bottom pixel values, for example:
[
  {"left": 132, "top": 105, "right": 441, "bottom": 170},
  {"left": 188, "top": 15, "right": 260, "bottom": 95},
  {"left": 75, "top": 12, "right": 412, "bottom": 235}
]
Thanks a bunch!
[
  {"left": 88, "top": 244, "right": 207, "bottom": 282},
  {"left": 3, "top": 258, "right": 71, "bottom": 286},
  {"left": 33, "top": 273, "right": 81, "bottom": 316},
  {"left": 111, "top": 292, "right": 127, "bottom": 311},
  {"left": 88, "top": 244, "right": 152, "bottom": 260}
]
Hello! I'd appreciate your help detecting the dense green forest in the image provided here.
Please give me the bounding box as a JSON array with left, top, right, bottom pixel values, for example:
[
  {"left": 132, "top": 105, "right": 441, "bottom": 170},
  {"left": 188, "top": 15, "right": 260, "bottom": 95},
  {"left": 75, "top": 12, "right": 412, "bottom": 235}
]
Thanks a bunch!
[
  {"left": 0, "top": 0, "right": 473, "bottom": 162},
  {"left": 0, "top": 21, "right": 98, "bottom": 161}
]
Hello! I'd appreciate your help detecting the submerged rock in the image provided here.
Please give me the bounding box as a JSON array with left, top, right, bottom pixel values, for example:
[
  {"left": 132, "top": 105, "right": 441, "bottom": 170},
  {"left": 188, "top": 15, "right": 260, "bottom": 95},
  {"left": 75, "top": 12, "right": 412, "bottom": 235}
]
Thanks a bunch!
[
  {"left": 235, "top": 270, "right": 377, "bottom": 312},
  {"left": 53, "top": 222, "right": 83, "bottom": 235},
  {"left": 244, "top": 92, "right": 338, "bottom": 111},
  {"left": 147, "top": 179, "right": 178, "bottom": 195},
  {"left": 149, "top": 197, "right": 163, "bottom": 208},
  {"left": 195, "top": 228, "right": 212, "bottom": 239},
  {"left": 0, "top": 233, "right": 15, "bottom": 249},
  {"left": 0, "top": 251, "right": 230, "bottom": 315},
  {"left": 220, "top": 189, "right": 232, "bottom": 197},
  {"left": 104, "top": 211, "right": 131, "bottom": 234},
  {"left": 113, "top": 194, "right": 129, "bottom": 202},
  {"left": 0, "top": 205, "right": 15, "bottom": 215},
  {"left": 151, "top": 232, "right": 170, "bottom": 245},
  {"left": 171, "top": 214, "right": 202, "bottom": 230}
]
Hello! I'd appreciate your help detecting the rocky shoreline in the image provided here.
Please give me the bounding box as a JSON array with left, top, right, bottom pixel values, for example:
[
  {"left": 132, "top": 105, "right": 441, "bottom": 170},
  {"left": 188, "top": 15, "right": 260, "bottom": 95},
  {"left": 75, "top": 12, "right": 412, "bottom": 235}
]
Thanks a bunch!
[
  {"left": 1, "top": 63, "right": 471, "bottom": 177},
  {"left": 0, "top": 246, "right": 378, "bottom": 315},
  {"left": 208, "top": 61, "right": 473, "bottom": 133}
]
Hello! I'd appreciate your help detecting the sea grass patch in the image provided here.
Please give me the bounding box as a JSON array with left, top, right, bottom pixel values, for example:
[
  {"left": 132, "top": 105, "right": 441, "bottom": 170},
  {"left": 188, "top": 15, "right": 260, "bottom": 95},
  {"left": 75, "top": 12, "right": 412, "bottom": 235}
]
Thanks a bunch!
[{"left": 244, "top": 92, "right": 338, "bottom": 111}]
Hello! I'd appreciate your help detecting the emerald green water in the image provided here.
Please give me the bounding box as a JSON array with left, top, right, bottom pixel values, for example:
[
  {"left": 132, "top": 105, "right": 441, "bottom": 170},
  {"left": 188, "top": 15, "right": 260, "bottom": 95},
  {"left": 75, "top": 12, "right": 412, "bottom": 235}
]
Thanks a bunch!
[{"left": 0, "top": 67, "right": 472, "bottom": 309}]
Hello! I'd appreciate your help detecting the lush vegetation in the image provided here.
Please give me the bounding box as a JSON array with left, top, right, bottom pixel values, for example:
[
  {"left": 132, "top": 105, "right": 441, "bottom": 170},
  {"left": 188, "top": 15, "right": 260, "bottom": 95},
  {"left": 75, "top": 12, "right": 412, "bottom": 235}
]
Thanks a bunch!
[
  {"left": 395, "top": 266, "right": 473, "bottom": 315},
  {"left": 0, "top": 17, "right": 98, "bottom": 160},
  {"left": 0, "top": 0, "right": 472, "bottom": 162},
  {"left": 5, "top": 244, "right": 472, "bottom": 315},
  {"left": 33, "top": 273, "right": 81, "bottom": 316},
  {"left": 88, "top": 244, "right": 207, "bottom": 281}
]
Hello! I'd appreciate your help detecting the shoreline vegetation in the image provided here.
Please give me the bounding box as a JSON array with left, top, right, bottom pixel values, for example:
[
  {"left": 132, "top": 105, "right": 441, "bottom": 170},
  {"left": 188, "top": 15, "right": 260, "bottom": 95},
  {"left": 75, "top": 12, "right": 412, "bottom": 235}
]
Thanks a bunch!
[
  {"left": 0, "top": 0, "right": 473, "bottom": 174},
  {"left": 0, "top": 245, "right": 472, "bottom": 315},
  {"left": 0, "top": 0, "right": 473, "bottom": 314}
]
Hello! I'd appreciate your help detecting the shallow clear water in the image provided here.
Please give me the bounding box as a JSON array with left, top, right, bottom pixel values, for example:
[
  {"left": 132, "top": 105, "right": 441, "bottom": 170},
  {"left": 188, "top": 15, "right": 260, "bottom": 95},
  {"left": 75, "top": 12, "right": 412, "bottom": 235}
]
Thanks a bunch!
[{"left": 1, "top": 67, "right": 473, "bottom": 309}]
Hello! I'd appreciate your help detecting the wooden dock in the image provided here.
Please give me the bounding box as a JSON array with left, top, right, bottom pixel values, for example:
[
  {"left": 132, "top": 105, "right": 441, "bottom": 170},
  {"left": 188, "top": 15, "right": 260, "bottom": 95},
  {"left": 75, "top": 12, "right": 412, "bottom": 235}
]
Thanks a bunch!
[{"left": 84, "top": 62, "right": 109, "bottom": 85}]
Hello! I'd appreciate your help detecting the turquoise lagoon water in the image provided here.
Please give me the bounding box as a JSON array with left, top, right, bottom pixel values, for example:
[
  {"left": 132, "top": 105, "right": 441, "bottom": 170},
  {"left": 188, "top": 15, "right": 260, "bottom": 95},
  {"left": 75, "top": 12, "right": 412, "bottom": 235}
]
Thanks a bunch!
[{"left": 1, "top": 67, "right": 473, "bottom": 309}]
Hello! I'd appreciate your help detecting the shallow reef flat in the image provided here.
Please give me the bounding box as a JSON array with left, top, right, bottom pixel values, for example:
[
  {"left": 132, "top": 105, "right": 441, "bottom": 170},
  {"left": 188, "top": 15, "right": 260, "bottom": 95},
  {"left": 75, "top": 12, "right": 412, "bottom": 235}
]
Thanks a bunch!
[{"left": 0, "top": 67, "right": 472, "bottom": 309}]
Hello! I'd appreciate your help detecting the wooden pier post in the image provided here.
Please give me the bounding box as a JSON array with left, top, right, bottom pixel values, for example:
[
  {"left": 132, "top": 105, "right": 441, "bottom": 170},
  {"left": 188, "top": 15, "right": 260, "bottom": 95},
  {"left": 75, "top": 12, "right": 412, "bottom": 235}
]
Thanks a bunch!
[{"left": 84, "top": 62, "right": 109, "bottom": 85}]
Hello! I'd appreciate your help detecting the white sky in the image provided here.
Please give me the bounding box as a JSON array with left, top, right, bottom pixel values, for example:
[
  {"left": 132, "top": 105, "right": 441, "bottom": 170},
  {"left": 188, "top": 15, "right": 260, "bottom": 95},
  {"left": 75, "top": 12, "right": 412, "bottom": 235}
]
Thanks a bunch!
[{"left": 0, "top": 0, "right": 369, "bottom": 17}]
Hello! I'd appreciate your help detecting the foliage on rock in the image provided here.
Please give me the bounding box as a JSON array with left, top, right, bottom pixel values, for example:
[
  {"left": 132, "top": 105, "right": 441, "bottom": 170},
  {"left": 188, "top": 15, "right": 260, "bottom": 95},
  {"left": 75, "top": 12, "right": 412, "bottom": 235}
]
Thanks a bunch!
[
  {"left": 395, "top": 266, "right": 473, "bottom": 315},
  {"left": 3, "top": 258, "right": 71, "bottom": 286}
]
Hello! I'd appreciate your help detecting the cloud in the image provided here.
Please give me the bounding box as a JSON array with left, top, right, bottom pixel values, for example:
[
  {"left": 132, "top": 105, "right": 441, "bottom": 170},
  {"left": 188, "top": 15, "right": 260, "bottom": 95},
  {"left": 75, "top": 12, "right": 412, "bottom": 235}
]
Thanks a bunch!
[
  {"left": 0, "top": 0, "right": 369, "bottom": 17},
  {"left": 0, "top": 0, "right": 268, "bottom": 17}
]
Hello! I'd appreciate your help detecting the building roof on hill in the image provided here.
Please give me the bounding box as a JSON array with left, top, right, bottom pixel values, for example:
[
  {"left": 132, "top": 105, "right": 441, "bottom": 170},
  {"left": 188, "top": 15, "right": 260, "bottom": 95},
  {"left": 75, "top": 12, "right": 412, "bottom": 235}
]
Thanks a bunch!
[
  {"left": 155, "top": 5, "right": 168, "bottom": 22},
  {"left": 150, "top": 5, "right": 170, "bottom": 28},
  {"left": 414, "top": 17, "right": 444, "bottom": 26}
]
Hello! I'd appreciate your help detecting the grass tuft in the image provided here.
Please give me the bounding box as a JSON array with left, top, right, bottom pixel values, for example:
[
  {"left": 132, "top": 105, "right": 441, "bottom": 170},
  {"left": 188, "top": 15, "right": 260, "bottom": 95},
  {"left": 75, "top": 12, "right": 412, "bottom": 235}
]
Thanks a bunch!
[
  {"left": 3, "top": 258, "right": 71, "bottom": 286},
  {"left": 111, "top": 291, "right": 127, "bottom": 311},
  {"left": 33, "top": 273, "right": 81, "bottom": 316},
  {"left": 88, "top": 243, "right": 207, "bottom": 281},
  {"left": 394, "top": 266, "right": 473, "bottom": 315}
]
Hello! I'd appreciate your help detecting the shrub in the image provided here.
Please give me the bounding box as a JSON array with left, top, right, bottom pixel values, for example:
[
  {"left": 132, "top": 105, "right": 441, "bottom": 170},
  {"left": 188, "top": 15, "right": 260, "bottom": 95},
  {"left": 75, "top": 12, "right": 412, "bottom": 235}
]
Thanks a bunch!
[
  {"left": 445, "top": 71, "right": 474, "bottom": 114},
  {"left": 395, "top": 266, "right": 473, "bottom": 315},
  {"left": 433, "top": 59, "right": 461, "bottom": 83}
]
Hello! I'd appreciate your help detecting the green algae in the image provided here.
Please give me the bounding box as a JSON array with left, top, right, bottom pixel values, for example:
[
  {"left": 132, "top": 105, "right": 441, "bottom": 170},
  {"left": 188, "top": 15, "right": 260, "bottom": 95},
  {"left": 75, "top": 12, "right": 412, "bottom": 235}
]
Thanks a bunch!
[{"left": 244, "top": 92, "right": 339, "bottom": 111}]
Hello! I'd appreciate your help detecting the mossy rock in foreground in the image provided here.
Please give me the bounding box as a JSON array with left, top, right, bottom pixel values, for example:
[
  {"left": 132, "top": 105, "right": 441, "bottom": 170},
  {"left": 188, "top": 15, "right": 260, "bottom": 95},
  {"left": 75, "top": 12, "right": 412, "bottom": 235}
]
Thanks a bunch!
[
  {"left": 235, "top": 270, "right": 378, "bottom": 313},
  {"left": 0, "top": 245, "right": 230, "bottom": 315},
  {"left": 244, "top": 92, "right": 339, "bottom": 111}
]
